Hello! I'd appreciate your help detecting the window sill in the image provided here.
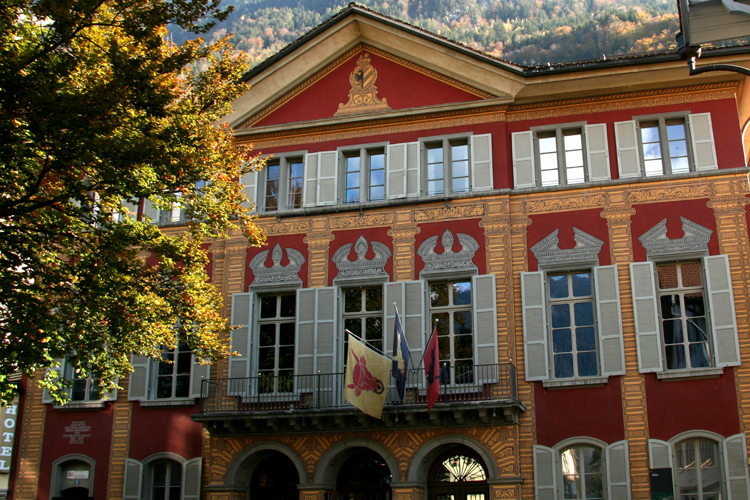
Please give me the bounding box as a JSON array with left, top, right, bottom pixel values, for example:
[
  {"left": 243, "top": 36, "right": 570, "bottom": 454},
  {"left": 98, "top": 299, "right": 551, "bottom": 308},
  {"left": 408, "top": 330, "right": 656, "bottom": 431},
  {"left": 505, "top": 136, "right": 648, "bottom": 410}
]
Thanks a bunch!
[
  {"left": 542, "top": 376, "right": 609, "bottom": 389},
  {"left": 656, "top": 368, "right": 724, "bottom": 381},
  {"left": 139, "top": 398, "right": 196, "bottom": 407},
  {"left": 53, "top": 400, "right": 108, "bottom": 411}
]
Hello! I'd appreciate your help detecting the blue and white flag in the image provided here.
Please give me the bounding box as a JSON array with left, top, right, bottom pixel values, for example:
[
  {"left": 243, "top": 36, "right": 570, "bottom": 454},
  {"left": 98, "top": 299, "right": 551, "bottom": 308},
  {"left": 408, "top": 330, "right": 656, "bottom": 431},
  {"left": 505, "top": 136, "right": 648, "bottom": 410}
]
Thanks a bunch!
[{"left": 391, "top": 308, "right": 410, "bottom": 401}]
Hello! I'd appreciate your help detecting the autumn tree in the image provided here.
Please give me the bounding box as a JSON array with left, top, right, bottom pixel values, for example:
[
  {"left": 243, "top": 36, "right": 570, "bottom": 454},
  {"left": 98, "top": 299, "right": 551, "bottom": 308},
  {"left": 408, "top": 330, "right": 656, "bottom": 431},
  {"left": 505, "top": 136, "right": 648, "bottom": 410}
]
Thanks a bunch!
[{"left": 0, "top": 0, "right": 266, "bottom": 403}]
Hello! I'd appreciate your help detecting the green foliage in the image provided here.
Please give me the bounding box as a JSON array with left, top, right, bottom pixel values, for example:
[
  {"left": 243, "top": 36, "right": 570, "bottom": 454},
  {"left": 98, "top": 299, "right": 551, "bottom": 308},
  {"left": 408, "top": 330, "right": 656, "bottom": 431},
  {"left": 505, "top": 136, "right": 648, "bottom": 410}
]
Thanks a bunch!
[
  {"left": 170, "top": 0, "right": 687, "bottom": 67},
  {"left": 0, "top": 0, "right": 267, "bottom": 403}
]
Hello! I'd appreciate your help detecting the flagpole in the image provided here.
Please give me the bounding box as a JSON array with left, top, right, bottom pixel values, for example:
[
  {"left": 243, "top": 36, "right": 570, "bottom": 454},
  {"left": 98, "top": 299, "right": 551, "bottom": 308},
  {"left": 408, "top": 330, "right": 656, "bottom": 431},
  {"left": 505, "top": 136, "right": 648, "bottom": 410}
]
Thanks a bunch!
[
  {"left": 345, "top": 329, "right": 391, "bottom": 359},
  {"left": 415, "top": 318, "right": 439, "bottom": 372},
  {"left": 393, "top": 302, "right": 417, "bottom": 373}
]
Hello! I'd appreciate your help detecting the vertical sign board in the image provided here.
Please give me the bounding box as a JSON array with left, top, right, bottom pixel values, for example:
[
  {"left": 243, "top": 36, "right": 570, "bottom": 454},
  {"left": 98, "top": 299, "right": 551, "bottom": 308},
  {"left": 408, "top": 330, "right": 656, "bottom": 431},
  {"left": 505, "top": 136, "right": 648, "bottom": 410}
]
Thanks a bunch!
[{"left": 0, "top": 400, "right": 19, "bottom": 474}]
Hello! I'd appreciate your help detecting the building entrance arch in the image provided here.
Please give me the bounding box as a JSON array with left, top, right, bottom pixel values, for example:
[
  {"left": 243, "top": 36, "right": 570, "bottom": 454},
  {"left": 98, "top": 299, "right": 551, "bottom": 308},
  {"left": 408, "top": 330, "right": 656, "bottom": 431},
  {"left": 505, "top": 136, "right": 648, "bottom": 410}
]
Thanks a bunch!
[
  {"left": 426, "top": 446, "right": 490, "bottom": 500},
  {"left": 335, "top": 447, "right": 392, "bottom": 500},
  {"left": 249, "top": 450, "right": 300, "bottom": 500}
]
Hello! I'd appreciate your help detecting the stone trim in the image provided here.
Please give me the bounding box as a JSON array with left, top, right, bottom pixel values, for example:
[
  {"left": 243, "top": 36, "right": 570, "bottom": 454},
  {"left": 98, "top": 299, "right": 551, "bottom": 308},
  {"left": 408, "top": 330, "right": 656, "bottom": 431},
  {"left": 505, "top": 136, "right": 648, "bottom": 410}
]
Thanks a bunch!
[
  {"left": 332, "top": 236, "right": 391, "bottom": 282},
  {"left": 417, "top": 229, "right": 479, "bottom": 277},
  {"left": 637, "top": 217, "right": 712, "bottom": 259},
  {"left": 248, "top": 244, "right": 305, "bottom": 289},
  {"left": 530, "top": 227, "right": 604, "bottom": 269}
]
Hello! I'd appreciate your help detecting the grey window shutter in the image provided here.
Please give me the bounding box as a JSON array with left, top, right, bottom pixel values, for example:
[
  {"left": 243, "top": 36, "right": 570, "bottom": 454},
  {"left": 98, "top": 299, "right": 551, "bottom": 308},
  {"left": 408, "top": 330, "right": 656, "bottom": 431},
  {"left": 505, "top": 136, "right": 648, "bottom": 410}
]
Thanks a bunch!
[
  {"left": 615, "top": 121, "right": 642, "bottom": 178},
  {"left": 648, "top": 439, "right": 674, "bottom": 470},
  {"left": 594, "top": 265, "right": 625, "bottom": 376},
  {"left": 385, "top": 281, "right": 426, "bottom": 371},
  {"left": 312, "top": 287, "right": 337, "bottom": 375},
  {"left": 724, "top": 433, "right": 750, "bottom": 500},
  {"left": 606, "top": 440, "right": 631, "bottom": 500},
  {"left": 303, "top": 153, "right": 319, "bottom": 208},
  {"left": 240, "top": 169, "right": 259, "bottom": 213},
  {"left": 471, "top": 134, "right": 493, "bottom": 191},
  {"left": 317, "top": 151, "right": 338, "bottom": 205},
  {"left": 533, "top": 445, "right": 557, "bottom": 500},
  {"left": 406, "top": 142, "right": 420, "bottom": 198},
  {"left": 297, "top": 288, "right": 317, "bottom": 377},
  {"left": 585, "top": 123, "right": 611, "bottom": 181},
  {"left": 128, "top": 354, "right": 151, "bottom": 400},
  {"left": 190, "top": 355, "right": 211, "bottom": 399},
  {"left": 521, "top": 272, "right": 549, "bottom": 381},
  {"left": 629, "top": 261, "right": 663, "bottom": 373},
  {"left": 704, "top": 255, "right": 741, "bottom": 367},
  {"left": 386, "top": 143, "right": 407, "bottom": 199},
  {"left": 472, "top": 274, "right": 499, "bottom": 380},
  {"left": 122, "top": 458, "right": 143, "bottom": 500},
  {"left": 183, "top": 457, "right": 202, "bottom": 500},
  {"left": 141, "top": 199, "right": 159, "bottom": 224},
  {"left": 228, "top": 293, "right": 254, "bottom": 396},
  {"left": 689, "top": 112, "right": 718, "bottom": 171},
  {"left": 512, "top": 131, "right": 535, "bottom": 188},
  {"left": 42, "top": 359, "right": 64, "bottom": 404}
]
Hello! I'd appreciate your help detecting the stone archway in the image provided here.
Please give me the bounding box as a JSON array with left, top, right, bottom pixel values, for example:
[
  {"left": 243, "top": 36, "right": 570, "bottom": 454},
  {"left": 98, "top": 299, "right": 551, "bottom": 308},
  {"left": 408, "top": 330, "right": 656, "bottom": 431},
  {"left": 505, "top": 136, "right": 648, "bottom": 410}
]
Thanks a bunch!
[{"left": 224, "top": 442, "right": 306, "bottom": 498}]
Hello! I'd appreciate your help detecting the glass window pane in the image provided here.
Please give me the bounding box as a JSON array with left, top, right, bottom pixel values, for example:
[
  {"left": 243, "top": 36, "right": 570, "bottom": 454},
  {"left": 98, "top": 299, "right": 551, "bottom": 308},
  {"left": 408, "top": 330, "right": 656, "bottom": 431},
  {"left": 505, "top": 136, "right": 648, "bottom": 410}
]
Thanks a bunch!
[
  {"left": 540, "top": 169, "right": 559, "bottom": 186},
  {"left": 689, "top": 343, "right": 711, "bottom": 368},
  {"left": 365, "top": 288, "right": 382, "bottom": 311},
  {"left": 259, "top": 325, "right": 275, "bottom": 346},
  {"left": 564, "top": 133, "right": 582, "bottom": 151},
  {"left": 427, "top": 147, "right": 443, "bottom": 163},
  {"left": 280, "top": 323, "right": 295, "bottom": 345},
  {"left": 669, "top": 140, "right": 688, "bottom": 158},
  {"left": 549, "top": 275, "right": 569, "bottom": 299},
  {"left": 567, "top": 167, "right": 585, "bottom": 185},
  {"left": 641, "top": 125, "right": 660, "bottom": 143},
  {"left": 644, "top": 159, "right": 664, "bottom": 177},
  {"left": 279, "top": 346, "right": 295, "bottom": 369},
  {"left": 453, "top": 177, "right": 469, "bottom": 193},
  {"left": 454, "top": 311, "right": 473, "bottom": 336},
  {"left": 671, "top": 156, "right": 689, "bottom": 174},
  {"left": 551, "top": 304, "right": 571, "bottom": 328},
  {"left": 370, "top": 153, "right": 384, "bottom": 170},
  {"left": 346, "top": 171, "right": 360, "bottom": 189},
  {"left": 565, "top": 150, "right": 584, "bottom": 168},
  {"left": 540, "top": 152, "right": 559, "bottom": 171},
  {"left": 578, "top": 352, "right": 598, "bottom": 377},
  {"left": 259, "top": 347, "right": 275, "bottom": 369},
  {"left": 576, "top": 327, "right": 596, "bottom": 351},
  {"left": 346, "top": 156, "right": 360, "bottom": 172},
  {"left": 280, "top": 294, "right": 296, "bottom": 317},
  {"left": 345, "top": 289, "right": 362, "bottom": 313},
  {"left": 665, "top": 345, "right": 686, "bottom": 369},
  {"left": 667, "top": 122, "right": 686, "bottom": 140},
  {"left": 260, "top": 296, "right": 277, "bottom": 318},
  {"left": 538, "top": 136, "right": 557, "bottom": 154},
  {"left": 452, "top": 282, "right": 472, "bottom": 305},
  {"left": 453, "top": 160, "right": 469, "bottom": 178},
  {"left": 571, "top": 273, "right": 591, "bottom": 297},
  {"left": 574, "top": 302, "right": 594, "bottom": 327},
  {"left": 555, "top": 353, "right": 574, "bottom": 378},
  {"left": 452, "top": 143, "right": 468, "bottom": 160},
  {"left": 369, "top": 185, "right": 384, "bottom": 201},
  {"left": 428, "top": 179, "right": 444, "bottom": 196},
  {"left": 643, "top": 143, "right": 662, "bottom": 160},
  {"left": 553, "top": 328, "right": 572, "bottom": 352},
  {"left": 431, "top": 284, "right": 449, "bottom": 307}
]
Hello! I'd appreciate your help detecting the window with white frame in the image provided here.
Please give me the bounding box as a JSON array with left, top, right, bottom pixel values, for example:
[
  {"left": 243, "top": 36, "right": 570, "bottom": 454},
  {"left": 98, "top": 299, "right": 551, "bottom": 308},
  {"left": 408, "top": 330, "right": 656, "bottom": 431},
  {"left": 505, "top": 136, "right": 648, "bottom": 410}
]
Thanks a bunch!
[
  {"left": 423, "top": 138, "right": 471, "bottom": 196},
  {"left": 342, "top": 287, "right": 383, "bottom": 367},
  {"left": 264, "top": 157, "right": 303, "bottom": 211},
  {"left": 127, "top": 342, "right": 210, "bottom": 403},
  {"left": 155, "top": 340, "right": 192, "bottom": 399},
  {"left": 512, "top": 124, "right": 610, "bottom": 189},
  {"left": 615, "top": 112, "right": 717, "bottom": 179},
  {"left": 42, "top": 358, "right": 115, "bottom": 407},
  {"left": 148, "top": 459, "right": 182, "bottom": 500},
  {"left": 122, "top": 455, "right": 202, "bottom": 500},
  {"left": 342, "top": 147, "right": 386, "bottom": 204},
  {"left": 534, "top": 438, "right": 631, "bottom": 500},
  {"left": 257, "top": 293, "right": 296, "bottom": 394},
  {"left": 430, "top": 280, "right": 474, "bottom": 385},
  {"left": 648, "top": 432, "right": 750, "bottom": 500}
]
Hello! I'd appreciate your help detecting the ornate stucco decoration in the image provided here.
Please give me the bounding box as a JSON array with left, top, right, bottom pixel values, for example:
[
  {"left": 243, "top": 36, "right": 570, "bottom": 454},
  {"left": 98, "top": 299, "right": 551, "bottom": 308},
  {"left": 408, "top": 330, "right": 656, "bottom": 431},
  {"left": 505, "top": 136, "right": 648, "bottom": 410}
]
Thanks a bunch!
[
  {"left": 418, "top": 229, "right": 479, "bottom": 277},
  {"left": 531, "top": 227, "right": 604, "bottom": 269},
  {"left": 638, "top": 217, "right": 713, "bottom": 259},
  {"left": 248, "top": 244, "right": 305, "bottom": 289},
  {"left": 334, "top": 53, "right": 391, "bottom": 117},
  {"left": 332, "top": 236, "right": 391, "bottom": 283}
]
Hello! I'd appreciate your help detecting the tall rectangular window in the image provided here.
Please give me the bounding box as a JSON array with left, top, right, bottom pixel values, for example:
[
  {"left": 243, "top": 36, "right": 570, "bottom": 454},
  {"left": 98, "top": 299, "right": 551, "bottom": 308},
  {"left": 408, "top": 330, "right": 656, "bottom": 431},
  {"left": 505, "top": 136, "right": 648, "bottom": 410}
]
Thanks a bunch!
[
  {"left": 536, "top": 128, "right": 585, "bottom": 187},
  {"left": 263, "top": 157, "right": 303, "bottom": 211},
  {"left": 430, "top": 281, "right": 473, "bottom": 384},
  {"left": 156, "top": 340, "right": 192, "bottom": 399},
  {"left": 640, "top": 118, "right": 690, "bottom": 177},
  {"left": 342, "top": 148, "right": 386, "bottom": 204},
  {"left": 424, "top": 138, "right": 471, "bottom": 197},
  {"left": 343, "top": 287, "right": 383, "bottom": 366},
  {"left": 258, "top": 294, "right": 296, "bottom": 393}
]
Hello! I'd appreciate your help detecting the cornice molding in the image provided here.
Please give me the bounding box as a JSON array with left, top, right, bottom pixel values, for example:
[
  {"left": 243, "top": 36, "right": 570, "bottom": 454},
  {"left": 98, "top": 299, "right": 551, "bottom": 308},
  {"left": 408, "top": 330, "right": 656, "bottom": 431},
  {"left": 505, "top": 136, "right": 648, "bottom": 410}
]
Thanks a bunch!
[{"left": 388, "top": 225, "right": 421, "bottom": 241}]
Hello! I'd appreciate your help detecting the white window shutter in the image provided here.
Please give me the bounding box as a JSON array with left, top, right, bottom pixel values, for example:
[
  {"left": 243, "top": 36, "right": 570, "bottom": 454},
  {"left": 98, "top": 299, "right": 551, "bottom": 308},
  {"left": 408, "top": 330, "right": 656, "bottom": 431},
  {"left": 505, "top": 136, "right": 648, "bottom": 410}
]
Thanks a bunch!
[
  {"left": 190, "top": 356, "right": 210, "bottom": 399},
  {"left": 689, "top": 112, "right": 718, "bottom": 171},
  {"left": 521, "top": 272, "right": 549, "bottom": 381},
  {"left": 648, "top": 439, "right": 674, "bottom": 470},
  {"left": 386, "top": 143, "right": 407, "bottom": 199},
  {"left": 141, "top": 198, "right": 159, "bottom": 224},
  {"left": 303, "top": 153, "right": 319, "bottom": 207},
  {"left": 606, "top": 440, "right": 631, "bottom": 500},
  {"left": 385, "top": 281, "right": 426, "bottom": 371},
  {"left": 183, "top": 457, "right": 202, "bottom": 500},
  {"left": 240, "top": 169, "right": 259, "bottom": 213},
  {"left": 512, "top": 131, "right": 536, "bottom": 188},
  {"left": 406, "top": 142, "right": 421, "bottom": 198},
  {"left": 629, "top": 262, "right": 663, "bottom": 373},
  {"left": 228, "top": 293, "right": 253, "bottom": 396},
  {"left": 704, "top": 255, "right": 741, "bottom": 367},
  {"left": 615, "top": 121, "right": 642, "bottom": 178},
  {"left": 594, "top": 266, "right": 625, "bottom": 376},
  {"left": 122, "top": 458, "right": 143, "bottom": 500},
  {"left": 724, "top": 433, "right": 750, "bottom": 500},
  {"left": 312, "top": 287, "right": 337, "bottom": 375},
  {"left": 128, "top": 354, "right": 151, "bottom": 400},
  {"left": 472, "top": 274, "right": 499, "bottom": 378},
  {"left": 296, "top": 288, "right": 318, "bottom": 377},
  {"left": 42, "top": 359, "right": 64, "bottom": 404},
  {"left": 471, "top": 134, "right": 493, "bottom": 191},
  {"left": 585, "top": 123, "right": 611, "bottom": 181},
  {"left": 533, "top": 445, "right": 558, "bottom": 500},
  {"left": 317, "top": 151, "right": 338, "bottom": 205}
]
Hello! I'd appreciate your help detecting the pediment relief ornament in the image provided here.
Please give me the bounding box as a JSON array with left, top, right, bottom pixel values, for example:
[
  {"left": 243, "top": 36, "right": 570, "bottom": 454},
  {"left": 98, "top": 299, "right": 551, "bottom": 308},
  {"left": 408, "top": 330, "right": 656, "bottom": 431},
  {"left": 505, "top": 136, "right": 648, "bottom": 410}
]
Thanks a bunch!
[
  {"left": 334, "top": 53, "right": 391, "bottom": 117},
  {"left": 249, "top": 244, "right": 305, "bottom": 286},
  {"left": 332, "top": 236, "right": 391, "bottom": 281},
  {"left": 638, "top": 217, "right": 713, "bottom": 258},
  {"left": 531, "top": 227, "right": 604, "bottom": 267},
  {"left": 418, "top": 229, "right": 479, "bottom": 274}
]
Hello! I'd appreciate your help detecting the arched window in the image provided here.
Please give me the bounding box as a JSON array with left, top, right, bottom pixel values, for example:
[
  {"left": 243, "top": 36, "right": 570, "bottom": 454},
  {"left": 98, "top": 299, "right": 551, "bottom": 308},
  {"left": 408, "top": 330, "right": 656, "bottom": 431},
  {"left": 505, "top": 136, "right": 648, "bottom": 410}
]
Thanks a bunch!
[
  {"left": 428, "top": 447, "right": 489, "bottom": 500},
  {"left": 147, "top": 459, "right": 182, "bottom": 500},
  {"left": 559, "top": 444, "right": 604, "bottom": 500},
  {"left": 674, "top": 438, "right": 722, "bottom": 500},
  {"left": 51, "top": 455, "right": 95, "bottom": 500}
]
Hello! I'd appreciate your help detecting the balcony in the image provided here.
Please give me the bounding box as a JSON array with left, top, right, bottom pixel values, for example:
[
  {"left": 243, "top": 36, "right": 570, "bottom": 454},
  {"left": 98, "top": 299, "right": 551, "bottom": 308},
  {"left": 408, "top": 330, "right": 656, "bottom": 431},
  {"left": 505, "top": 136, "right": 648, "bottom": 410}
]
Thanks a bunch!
[{"left": 194, "top": 363, "right": 524, "bottom": 435}]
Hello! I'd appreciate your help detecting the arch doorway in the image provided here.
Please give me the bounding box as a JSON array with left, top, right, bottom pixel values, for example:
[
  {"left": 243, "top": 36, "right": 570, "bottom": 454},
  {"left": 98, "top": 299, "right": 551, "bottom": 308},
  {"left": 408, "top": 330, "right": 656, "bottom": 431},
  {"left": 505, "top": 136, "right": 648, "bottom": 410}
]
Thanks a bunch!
[
  {"left": 250, "top": 451, "right": 300, "bottom": 500},
  {"left": 427, "top": 447, "right": 490, "bottom": 500},
  {"left": 336, "top": 448, "right": 392, "bottom": 500}
]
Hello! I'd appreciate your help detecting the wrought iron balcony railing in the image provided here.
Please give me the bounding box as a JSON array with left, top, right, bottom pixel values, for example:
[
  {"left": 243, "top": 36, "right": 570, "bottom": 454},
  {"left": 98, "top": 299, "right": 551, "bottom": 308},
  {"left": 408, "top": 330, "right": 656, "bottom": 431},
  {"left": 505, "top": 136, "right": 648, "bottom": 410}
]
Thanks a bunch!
[{"left": 199, "top": 363, "right": 517, "bottom": 415}]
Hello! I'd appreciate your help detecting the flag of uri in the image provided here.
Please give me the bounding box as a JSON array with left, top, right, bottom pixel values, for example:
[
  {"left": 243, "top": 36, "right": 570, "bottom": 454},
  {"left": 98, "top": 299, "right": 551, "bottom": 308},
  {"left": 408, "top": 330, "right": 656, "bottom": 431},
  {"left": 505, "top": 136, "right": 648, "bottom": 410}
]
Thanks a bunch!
[
  {"left": 392, "top": 310, "right": 410, "bottom": 401},
  {"left": 425, "top": 325, "right": 441, "bottom": 411},
  {"left": 344, "top": 333, "right": 391, "bottom": 419}
]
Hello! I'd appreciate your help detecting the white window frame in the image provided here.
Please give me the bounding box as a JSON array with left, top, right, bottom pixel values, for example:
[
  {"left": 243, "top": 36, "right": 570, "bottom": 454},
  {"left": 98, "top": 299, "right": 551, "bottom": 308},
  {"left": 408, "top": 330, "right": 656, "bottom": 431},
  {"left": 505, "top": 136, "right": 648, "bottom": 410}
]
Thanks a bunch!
[
  {"left": 341, "top": 285, "right": 385, "bottom": 370},
  {"left": 42, "top": 357, "right": 116, "bottom": 409},
  {"left": 256, "top": 292, "right": 298, "bottom": 396},
  {"left": 339, "top": 144, "right": 388, "bottom": 205},
  {"left": 421, "top": 134, "right": 472, "bottom": 198},
  {"left": 261, "top": 152, "right": 305, "bottom": 212},
  {"left": 636, "top": 113, "right": 693, "bottom": 177},
  {"left": 123, "top": 453, "right": 202, "bottom": 500},
  {"left": 533, "top": 123, "right": 588, "bottom": 187}
]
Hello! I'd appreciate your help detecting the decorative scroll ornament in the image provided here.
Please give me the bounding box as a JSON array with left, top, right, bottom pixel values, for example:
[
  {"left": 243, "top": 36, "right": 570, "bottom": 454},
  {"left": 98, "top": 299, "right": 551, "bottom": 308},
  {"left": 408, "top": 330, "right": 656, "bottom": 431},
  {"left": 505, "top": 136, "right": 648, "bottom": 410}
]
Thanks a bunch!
[
  {"left": 248, "top": 244, "right": 305, "bottom": 287},
  {"left": 531, "top": 227, "right": 604, "bottom": 268},
  {"left": 332, "top": 236, "right": 391, "bottom": 281},
  {"left": 334, "top": 53, "right": 391, "bottom": 117},
  {"left": 418, "top": 229, "right": 479, "bottom": 275},
  {"left": 638, "top": 217, "right": 713, "bottom": 258}
]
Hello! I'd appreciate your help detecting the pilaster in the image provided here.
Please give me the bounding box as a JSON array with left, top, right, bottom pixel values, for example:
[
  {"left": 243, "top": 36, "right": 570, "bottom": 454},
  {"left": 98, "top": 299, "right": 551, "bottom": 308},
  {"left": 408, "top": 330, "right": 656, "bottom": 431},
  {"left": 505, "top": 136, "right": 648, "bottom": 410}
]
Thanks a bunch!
[
  {"left": 214, "top": 238, "right": 250, "bottom": 380},
  {"left": 387, "top": 210, "right": 421, "bottom": 282},
  {"left": 391, "top": 486, "right": 424, "bottom": 500},
  {"left": 12, "top": 373, "right": 45, "bottom": 500},
  {"left": 303, "top": 226, "right": 335, "bottom": 288},
  {"left": 106, "top": 380, "right": 133, "bottom": 500}
]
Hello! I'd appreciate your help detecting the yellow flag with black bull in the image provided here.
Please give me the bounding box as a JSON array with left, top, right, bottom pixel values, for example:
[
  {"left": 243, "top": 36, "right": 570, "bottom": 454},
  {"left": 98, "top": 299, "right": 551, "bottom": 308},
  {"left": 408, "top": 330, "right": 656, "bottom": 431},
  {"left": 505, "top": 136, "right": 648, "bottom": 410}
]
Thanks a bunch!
[{"left": 344, "top": 333, "right": 391, "bottom": 419}]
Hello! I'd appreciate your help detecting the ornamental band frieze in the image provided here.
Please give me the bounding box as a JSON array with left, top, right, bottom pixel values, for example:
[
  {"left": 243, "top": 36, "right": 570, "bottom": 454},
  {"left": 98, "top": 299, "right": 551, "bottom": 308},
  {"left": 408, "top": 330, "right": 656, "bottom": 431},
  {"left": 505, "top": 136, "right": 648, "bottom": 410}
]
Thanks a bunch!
[
  {"left": 522, "top": 194, "right": 607, "bottom": 214},
  {"left": 626, "top": 184, "right": 713, "bottom": 203},
  {"left": 329, "top": 212, "right": 394, "bottom": 229},
  {"left": 414, "top": 204, "right": 484, "bottom": 221},
  {"left": 260, "top": 220, "right": 312, "bottom": 235}
]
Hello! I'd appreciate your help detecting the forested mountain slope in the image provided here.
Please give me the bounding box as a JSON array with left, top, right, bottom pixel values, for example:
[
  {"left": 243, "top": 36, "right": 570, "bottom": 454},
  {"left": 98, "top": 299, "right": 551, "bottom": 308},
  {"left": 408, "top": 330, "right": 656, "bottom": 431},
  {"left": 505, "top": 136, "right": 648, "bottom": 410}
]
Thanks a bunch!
[{"left": 173, "top": 0, "right": 731, "bottom": 68}]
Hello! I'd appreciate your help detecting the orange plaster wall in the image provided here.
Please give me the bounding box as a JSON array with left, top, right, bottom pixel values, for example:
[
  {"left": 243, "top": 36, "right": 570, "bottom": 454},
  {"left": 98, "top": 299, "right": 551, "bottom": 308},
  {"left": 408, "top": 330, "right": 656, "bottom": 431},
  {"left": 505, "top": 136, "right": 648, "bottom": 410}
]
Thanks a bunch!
[{"left": 254, "top": 51, "right": 483, "bottom": 127}]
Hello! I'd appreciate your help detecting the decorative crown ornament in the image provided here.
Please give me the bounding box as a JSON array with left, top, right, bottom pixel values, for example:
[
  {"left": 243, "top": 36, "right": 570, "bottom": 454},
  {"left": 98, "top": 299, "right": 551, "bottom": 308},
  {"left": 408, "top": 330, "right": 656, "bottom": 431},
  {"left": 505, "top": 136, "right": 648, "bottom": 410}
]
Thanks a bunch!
[
  {"left": 248, "top": 244, "right": 305, "bottom": 287},
  {"left": 334, "top": 52, "right": 391, "bottom": 117},
  {"left": 638, "top": 217, "right": 713, "bottom": 258},
  {"left": 417, "top": 229, "right": 479, "bottom": 275},
  {"left": 332, "top": 236, "right": 391, "bottom": 281},
  {"left": 531, "top": 227, "right": 604, "bottom": 268}
]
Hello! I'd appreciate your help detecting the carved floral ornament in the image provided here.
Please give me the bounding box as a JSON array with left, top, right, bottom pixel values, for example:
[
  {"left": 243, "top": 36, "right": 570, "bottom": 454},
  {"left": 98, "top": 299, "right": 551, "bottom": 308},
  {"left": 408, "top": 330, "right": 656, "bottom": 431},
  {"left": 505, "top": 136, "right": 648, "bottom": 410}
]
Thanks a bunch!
[
  {"left": 248, "top": 244, "right": 305, "bottom": 289},
  {"left": 638, "top": 217, "right": 713, "bottom": 258},
  {"left": 417, "top": 229, "right": 479, "bottom": 276},
  {"left": 530, "top": 227, "right": 604, "bottom": 268},
  {"left": 334, "top": 52, "right": 391, "bottom": 117},
  {"left": 332, "top": 236, "right": 391, "bottom": 282}
]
